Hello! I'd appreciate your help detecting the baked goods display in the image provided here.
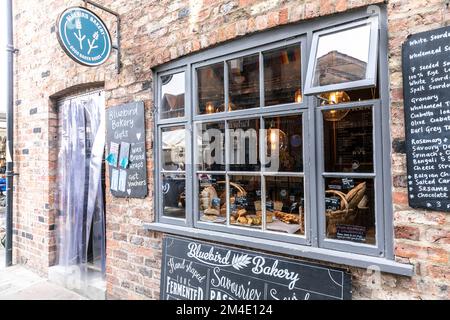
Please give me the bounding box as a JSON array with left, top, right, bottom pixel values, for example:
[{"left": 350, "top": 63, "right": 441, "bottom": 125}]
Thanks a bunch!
[{"left": 199, "top": 179, "right": 305, "bottom": 234}]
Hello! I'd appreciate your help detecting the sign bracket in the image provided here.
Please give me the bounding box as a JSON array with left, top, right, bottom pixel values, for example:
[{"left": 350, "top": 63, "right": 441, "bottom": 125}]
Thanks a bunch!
[{"left": 83, "top": 0, "right": 121, "bottom": 74}]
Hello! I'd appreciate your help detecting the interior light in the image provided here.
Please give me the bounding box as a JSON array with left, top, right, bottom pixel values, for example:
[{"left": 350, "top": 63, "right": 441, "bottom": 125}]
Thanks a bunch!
[{"left": 295, "top": 89, "right": 303, "bottom": 103}]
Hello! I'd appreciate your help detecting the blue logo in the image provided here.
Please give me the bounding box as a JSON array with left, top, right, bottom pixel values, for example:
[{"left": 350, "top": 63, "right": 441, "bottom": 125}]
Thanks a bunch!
[{"left": 57, "top": 7, "right": 112, "bottom": 66}]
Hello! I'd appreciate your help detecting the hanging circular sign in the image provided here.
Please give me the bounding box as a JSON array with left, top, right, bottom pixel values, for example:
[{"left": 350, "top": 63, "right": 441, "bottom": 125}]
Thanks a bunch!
[{"left": 56, "top": 7, "right": 112, "bottom": 67}]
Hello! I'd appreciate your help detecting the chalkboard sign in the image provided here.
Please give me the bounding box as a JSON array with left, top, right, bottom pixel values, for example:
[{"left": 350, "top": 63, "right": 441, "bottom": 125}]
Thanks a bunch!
[
  {"left": 106, "top": 101, "right": 147, "bottom": 198},
  {"left": 161, "top": 236, "right": 352, "bottom": 300},
  {"left": 402, "top": 26, "right": 450, "bottom": 212}
]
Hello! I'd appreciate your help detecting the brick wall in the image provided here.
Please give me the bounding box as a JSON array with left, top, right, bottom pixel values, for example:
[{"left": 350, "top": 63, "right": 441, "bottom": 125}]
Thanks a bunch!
[{"left": 12, "top": 0, "right": 450, "bottom": 299}]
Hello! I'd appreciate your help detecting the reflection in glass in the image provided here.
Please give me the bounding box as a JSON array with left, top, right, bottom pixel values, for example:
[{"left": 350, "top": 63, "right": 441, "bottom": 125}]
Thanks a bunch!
[
  {"left": 319, "top": 88, "right": 378, "bottom": 105},
  {"left": 196, "top": 122, "right": 225, "bottom": 171},
  {"left": 162, "top": 126, "right": 185, "bottom": 171},
  {"left": 228, "top": 54, "right": 260, "bottom": 111},
  {"left": 264, "top": 45, "right": 302, "bottom": 106},
  {"left": 228, "top": 175, "right": 261, "bottom": 230},
  {"left": 324, "top": 177, "right": 375, "bottom": 245},
  {"left": 197, "top": 63, "right": 225, "bottom": 114},
  {"left": 265, "top": 176, "right": 305, "bottom": 236},
  {"left": 264, "top": 115, "right": 303, "bottom": 172},
  {"left": 198, "top": 174, "right": 226, "bottom": 224},
  {"left": 160, "top": 72, "right": 185, "bottom": 119},
  {"left": 162, "top": 173, "right": 186, "bottom": 218},
  {"left": 228, "top": 119, "right": 260, "bottom": 171},
  {"left": 323, "top": 107, "right": 373, "bottom": 172},
  {"left": 313, "top": 24, "right": 371, "bottom": 87}
]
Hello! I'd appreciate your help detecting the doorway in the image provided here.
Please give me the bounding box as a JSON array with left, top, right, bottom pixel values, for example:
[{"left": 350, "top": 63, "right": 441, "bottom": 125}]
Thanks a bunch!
[{"left": 52, "top": 90, "right": 106, "bottom": 298}]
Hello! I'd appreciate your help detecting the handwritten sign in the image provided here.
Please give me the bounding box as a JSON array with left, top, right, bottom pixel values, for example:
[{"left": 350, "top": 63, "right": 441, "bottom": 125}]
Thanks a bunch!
[
  {"left": 161, "top": 236, "right": 352, "bottom": 300},
  {"left": 106, "top": 101, "right": 147, "bottom": 198},
  {"left": 402, "top": 26, "right": 450, "bottom": 212}
]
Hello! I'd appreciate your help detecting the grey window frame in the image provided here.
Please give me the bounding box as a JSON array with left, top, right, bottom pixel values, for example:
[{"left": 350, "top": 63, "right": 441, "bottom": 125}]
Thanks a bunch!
[
  {"left": 149, "top": 6, "right": 411, "bottom": 275},
  {"left": 304, "top": 16, "right": 379, "bottom": 95}
]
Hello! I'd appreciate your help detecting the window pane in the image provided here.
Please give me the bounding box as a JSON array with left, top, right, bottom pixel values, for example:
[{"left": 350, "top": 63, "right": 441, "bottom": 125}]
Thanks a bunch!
[
  {"left": 197, "top": 63, "right": 225, "bottom": 114},
  {"left": 264, "top": 45, "right": 302, "bottom": 106},
  {"left": 196, "top": 122, "right": 225, "bottom": 171},
  {"left": 162, "top": 173, "right": 186, "bottom": 219},
  {"left": 313, "top": 24, "right": 371, "bottom": 87},
  {"left": 323, "top": 107, "right": 373, "bottom": 173},
  {"left": 324, "top": 177, "right": 375, "bottom": 245},
  {"left": 160, "top": 72, "right": 185, "bottom": 119},
  {"left": 229, "top": 175, "right": 261, "bottom": 230},
  {"left": 265, "top": 176, "right": 305, "bottom": 236},
  {"left": 264, "top": 115, "right": 303, "bottom": 172},
  {"left": 162, "top": 126, "right": 185, "bottom": 171},
  {"left": 228, "top": 54, "right": 260, "bottom": 111},
  {"left": 228, "top": 119, "right": 260, "bottom": 171},
  {"left": 198, "top": 174, "right": 227, "bottom": 224}
]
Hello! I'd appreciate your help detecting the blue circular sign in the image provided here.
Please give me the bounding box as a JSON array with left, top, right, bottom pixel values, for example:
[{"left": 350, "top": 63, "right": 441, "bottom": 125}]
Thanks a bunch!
[{"left": 57, "top": 7, "right": 112, "bottom": 67}]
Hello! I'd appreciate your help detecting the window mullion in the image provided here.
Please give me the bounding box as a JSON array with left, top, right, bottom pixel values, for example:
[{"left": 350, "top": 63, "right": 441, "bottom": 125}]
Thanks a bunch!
[{"left": 259, "top": 52, "right": 264, "bottom": 109}]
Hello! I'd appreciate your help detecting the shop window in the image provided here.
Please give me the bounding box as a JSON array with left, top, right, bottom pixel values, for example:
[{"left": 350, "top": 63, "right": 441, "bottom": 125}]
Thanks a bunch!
[
  {"left": 154, "top": 10, "right": 389, "bottom": 261},
  {"left": 196, "top": 122, "right": 225, "bottom": 171},
  {"left": 160, "top": 72, "right": 185, "bottom": 119},
  {"left": 228, "top": 118, "right": 260, "bottom": 172},
  {"left": 304, "top": 16, "right": 379, "bottom": 95},
  {"left": 264, "top": 45, "right": 302, "bottom": 106},
  {"left": 228, "top": 55, "right": 260, "bottom": 111},
  {"left": 265, "top": 176, "right": 305, "bottom": 236},
  {"left": 264, "top": 115, "right": 303, "bottom": 172},
  {"left": 162, "top": 173, "right": 186, "bottom": 218},
  {"left": 161, "top": 126, "right": 185, "bottom": 171},
  {"left": 324, "top": 177, "right": 375, "bottom": 245},
  {"left": 323, "top": 107, "right": 373, "bottom": 173},
  {"left": 197, "top": 63, "right": 225, "bottom": 114}
]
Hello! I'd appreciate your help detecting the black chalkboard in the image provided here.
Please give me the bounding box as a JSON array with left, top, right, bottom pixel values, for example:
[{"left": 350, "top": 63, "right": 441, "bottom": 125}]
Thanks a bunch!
[
  {"left": 106, "top": 101, "right": 147, "bottom": 198},
  {"left": 160, "top": 236, "right": 352, "bottom": 300},
  {"left": 402, "top": 26, "right": 450, "bottom": 212}
]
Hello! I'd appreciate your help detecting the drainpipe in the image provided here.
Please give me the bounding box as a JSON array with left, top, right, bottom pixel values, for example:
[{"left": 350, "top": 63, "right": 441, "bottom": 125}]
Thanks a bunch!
[{"left": 5, "top": 0, "right": 15, "bottom": 267}]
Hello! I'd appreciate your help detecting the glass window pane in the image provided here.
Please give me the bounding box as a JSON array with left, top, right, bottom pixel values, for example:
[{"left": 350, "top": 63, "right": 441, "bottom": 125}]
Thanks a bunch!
[
  {"left": 162, "top": 126, "right": 185, "bottom": 171},
  {"left": 264, "top": 45, "right": 302, "bottom": 106},
  {"left": 196, "top": 122, "right": 225, "bottom": 171},
  {"left": 324, "top": 177, "right": 376, "bottom": 245},
  {"left": 160, "top": 72, "right": 185, "bottom": 119},
  {"left": 197, "top": 63, "right": 225, "bottom": 114},
  {"left": 264, "top": 115, "right": 303, "bottom": 172},
  {"left": 265, "top": 176, "right": 305, "bottom": 236},
  {"left": 198, "top": 174, "right": 227, "bottom": 224},
  {"left": 229, "top": 175, "right": 261, "bottom": 230},
  {"left": 162, "top": 173, "right": 186, "bottom": 219},
  {"left": 323, "top": 107, "right": 373, "bottom": 173},
  {"left": 228, "top": 54, "right": 260, "bottom": 111},
  {"left": 313, "top": 24, "right": 371, "bottom": 87},
  {"left": 228, "top": 118, "right": 260, "bottom": 171}
]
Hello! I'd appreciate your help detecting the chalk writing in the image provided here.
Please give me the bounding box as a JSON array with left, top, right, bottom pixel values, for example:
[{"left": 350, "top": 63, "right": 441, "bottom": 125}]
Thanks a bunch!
[{"left": 403, "top": 26, "right": 450, "bottom": 212}]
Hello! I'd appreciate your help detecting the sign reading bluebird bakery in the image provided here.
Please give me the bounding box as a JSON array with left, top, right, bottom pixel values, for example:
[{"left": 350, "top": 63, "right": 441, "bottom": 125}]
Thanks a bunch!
[
  {"left": 161, "top": 236, "right": 352, "bottom": 300},
  {"left": 56, "top": 7, "right": 112, "bottom": 66}
]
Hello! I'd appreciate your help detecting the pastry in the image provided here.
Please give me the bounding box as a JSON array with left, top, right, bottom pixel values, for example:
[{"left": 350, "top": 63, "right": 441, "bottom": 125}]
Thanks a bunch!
[
  {"left": 237, "top": 209, "right": 247, "bottom": 217},
  {"left": 204, "top": 208, "right": 220, "bottom": 216},
  {"left": 238, "top": 216, "right": 248, "bottom": 224},
  {"left": 202, "top": 214, "right": 217, "bottom": 221},
  {"left": 256, "top": 211, "right": 274, "bottom": 223},
  {"left": 200, "top": 186, "right": 218, "bottom": 210},
  {"left": 230, "top": 216, "right": 236, "bottom": 223}
]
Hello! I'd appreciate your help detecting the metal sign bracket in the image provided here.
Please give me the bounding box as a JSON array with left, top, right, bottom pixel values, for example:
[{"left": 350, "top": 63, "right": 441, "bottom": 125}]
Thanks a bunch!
[{"left": 83, "top": 0, "right": 121, "bottom": 74}]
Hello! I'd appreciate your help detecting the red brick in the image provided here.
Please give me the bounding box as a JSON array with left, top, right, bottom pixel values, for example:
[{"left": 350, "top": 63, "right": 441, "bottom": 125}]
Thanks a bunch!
[{"left": 395, "top": 226, "right": 420, "bottom": 241}]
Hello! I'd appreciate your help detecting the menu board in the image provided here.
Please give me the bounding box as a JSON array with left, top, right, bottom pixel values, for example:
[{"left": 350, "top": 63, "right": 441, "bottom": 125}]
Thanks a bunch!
[
  {"left": 402, "top": 26, "right": 450, "bottom": 212},
  {"left": 161, "top": 236, "right": 352, "bottom": 300},
  {"left": 106, "top": 101, "right": 148, "bottom": 198}
]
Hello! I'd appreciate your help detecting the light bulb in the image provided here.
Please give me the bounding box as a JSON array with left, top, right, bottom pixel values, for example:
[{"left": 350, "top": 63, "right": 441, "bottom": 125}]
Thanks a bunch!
[
  {"left": 295, "top": 89, "right": 303, "bottom": 103},
  {"left": 206, "top": 102, "right": 215, "bottom": 114}
]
